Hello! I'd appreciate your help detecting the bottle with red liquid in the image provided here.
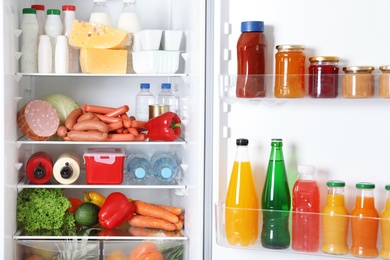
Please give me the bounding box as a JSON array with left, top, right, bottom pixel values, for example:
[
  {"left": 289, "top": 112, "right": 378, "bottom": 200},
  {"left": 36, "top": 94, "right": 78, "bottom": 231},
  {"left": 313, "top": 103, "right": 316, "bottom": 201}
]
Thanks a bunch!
[
  {"left": 292, "top": 164, "right": 320, "bottom": 252},
  {"left": 26, "top": 151, "right": 53, "bottom": 184},
  {"left": 236, "top": 21, "right": 267, "bottom": 98}
]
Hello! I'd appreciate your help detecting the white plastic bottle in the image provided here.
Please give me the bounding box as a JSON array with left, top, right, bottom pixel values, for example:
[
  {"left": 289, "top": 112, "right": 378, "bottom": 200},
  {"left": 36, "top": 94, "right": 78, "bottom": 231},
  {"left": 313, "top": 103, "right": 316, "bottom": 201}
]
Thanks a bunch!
[
  {"left": 157, "top": 83, "right": 178, "bottom": 114},
  {"left": 31, "top": 4, "right": 45, "bottom": 37},
  {"left": 20, "top": 8, "right": 39, "bottom": 73},
  {"left": 45, "top": 9, "right": 63, "bottom": 72},
  {"left": 89, "top": 0, "right": 113, "bottom": 27},
  {"left": 53, "top": 151, "right": 81, "bottom": 185},
  {"left": 62, "top": 5, "right": 79, "bottom": 73},
  {"left": 150, "top": 151, "right": 179, "bottom": 183},
  {"left": 55, "top": 35, "right": 69, "bottom": 73},
  {"left": 125, "top": 152, "right": 152, "bottom": 184},
  {"left": 38, "top": 35, "right": 52, "bottom": 73},
  {"left": 135, "top": 83, "right": 155, "bottom": 121}
]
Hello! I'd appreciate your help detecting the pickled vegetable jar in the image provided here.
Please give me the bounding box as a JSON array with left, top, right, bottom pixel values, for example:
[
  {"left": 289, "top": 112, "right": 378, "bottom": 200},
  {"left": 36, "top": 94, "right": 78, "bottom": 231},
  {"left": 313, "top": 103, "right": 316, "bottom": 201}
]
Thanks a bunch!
[
  {"left": 379, "top": 65, "right": 390, "bottom": 98},
  {"left": 342, "top": 66, "right": 375, "bottom": 98},
  {"left": 274, "top": 44, "right": 306, "bottom": 98},
  {"left": 308, "top": 56, "right": 339, "bottom": 98}
]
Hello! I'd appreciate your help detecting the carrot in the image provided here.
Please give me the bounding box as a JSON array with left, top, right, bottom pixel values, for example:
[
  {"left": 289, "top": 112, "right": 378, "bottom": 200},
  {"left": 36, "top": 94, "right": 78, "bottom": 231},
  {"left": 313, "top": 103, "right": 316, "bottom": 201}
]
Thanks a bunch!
[
  {"left": 73, "top": 119, "right": 108, "bottom": 133},
  {"left": 94, "top": 113, "right": 122, "bottom": 124},
  {"left": 128, "top": 226, "right": 180, "bottom": 237},
  {"left": 65, "top": 108, "right": 83, "bottom": 130},
  {"left": 104, "top": 105, "right": 129, "bottom": 117},
  {"left": 106, "top": 133, "right": 135, "bottom": 141},
  {"left": 107, "top": 120, "right": 124, "bottom": 132},
  {"left": 82, "top": 104, "right": 115, "bottom": 114},
  {"left": 129, "top": 242, "right": 161, "bottom": 260},
  {"left": 133, "top": 200, "right": 179, "bottom": 223},
  {"left": 128, "top": 215, "right": 176, "bottom": 231},
  {"left": 154, "top": 204, "right": 182, "bottom": 215}
]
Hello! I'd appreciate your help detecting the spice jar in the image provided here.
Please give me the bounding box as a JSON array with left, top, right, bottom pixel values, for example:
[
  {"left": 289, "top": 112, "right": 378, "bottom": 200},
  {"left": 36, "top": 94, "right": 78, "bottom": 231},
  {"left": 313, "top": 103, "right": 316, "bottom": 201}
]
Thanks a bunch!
[
  {"left": 308, "top": 56, "right": 339, "bottom": 98},
  {"left": 342, "top": 66, "right": 375, "bottom": 98},
  {"left": 274, "top": 44, "right": 306, "bottom": 98},
  {"left": 379, "top": 66, "right": 390, "bottom": 98}
]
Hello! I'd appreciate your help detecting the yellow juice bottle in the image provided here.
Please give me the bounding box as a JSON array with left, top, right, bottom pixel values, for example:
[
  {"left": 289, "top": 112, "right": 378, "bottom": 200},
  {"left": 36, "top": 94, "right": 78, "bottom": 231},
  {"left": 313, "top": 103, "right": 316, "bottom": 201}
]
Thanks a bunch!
[{"left": 380, "top": 184, "right": 390, "bottom": 259}]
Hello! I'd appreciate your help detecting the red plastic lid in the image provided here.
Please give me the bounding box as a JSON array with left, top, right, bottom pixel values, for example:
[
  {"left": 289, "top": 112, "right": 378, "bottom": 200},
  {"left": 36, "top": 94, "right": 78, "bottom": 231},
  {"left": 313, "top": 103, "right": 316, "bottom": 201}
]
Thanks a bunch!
[
  {"left": 31, "top": 4, "right": 45, "bottom": 11},
  {"left": 62, "top": 5, "right": 76, "bottom": 11}
]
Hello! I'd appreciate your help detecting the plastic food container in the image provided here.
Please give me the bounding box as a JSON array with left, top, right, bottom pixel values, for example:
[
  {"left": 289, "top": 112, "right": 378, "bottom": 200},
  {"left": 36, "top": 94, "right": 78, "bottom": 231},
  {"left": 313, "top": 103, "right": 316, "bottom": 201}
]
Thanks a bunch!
[
  {"left": 83, "top": 148, "right": 126, "bottom": 184},
  {"left": 342, "top": 66, "right": 375, "bottom": 98},
  {"left": 132, "top": 50, "right": 180, "bottom": 74}
]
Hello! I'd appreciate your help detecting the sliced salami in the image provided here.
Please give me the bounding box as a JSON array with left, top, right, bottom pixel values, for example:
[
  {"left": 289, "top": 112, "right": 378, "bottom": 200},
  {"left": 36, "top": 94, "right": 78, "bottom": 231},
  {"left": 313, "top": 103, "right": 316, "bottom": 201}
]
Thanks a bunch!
[{"left": 17, "top": 100, "right": 60, "bottom": 141}]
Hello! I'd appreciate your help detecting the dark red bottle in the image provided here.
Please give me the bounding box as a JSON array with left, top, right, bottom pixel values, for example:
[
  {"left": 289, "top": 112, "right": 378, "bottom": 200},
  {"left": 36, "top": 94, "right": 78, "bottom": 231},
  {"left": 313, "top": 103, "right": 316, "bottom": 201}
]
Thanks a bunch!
[{"left": 26, "top": 151, "right": 53, "bottom": 184}]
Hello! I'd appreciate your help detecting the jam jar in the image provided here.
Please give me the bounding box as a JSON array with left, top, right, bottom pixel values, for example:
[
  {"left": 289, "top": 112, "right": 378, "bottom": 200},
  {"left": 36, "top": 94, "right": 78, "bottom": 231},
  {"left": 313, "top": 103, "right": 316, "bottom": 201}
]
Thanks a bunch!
[
  {"left": 342, "top": 66, "right": 375, "bottom": 98},
  {"left": 379, "top": 65, "right": 390, "bottom": 98},
  {"left": 274, "top": 44, "right": 306, "bottom": 98},
  {"left": 308, "top": 56, "right": 339, "bottom": 98}
]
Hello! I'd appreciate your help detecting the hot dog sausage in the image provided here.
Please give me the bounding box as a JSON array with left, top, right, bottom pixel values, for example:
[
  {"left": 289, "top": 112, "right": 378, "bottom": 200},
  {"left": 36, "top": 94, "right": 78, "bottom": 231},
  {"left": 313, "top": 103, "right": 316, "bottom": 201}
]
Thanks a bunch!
[
  {"left": 56, "top": 125, "right": 69, "bottom": 137},
  {"left": 65, "top": 108, "right": 83, "bottom": 130},
  {"left": 82, "top": 104, "right": 115, "bottom": 114},
  {"left": 104, "top": 105, "right": 129, "bottom": 117},
  {"left": 73, "top": 119, "right": 108, "bottom": 133},
  {"left": 106, "top": 133, "right": 135, "bottom": 142},
  {"left": 77, "top": 112, "right": 96, "bottom": 122},
  {"left": 67, "top": 130, "right": 108, "bottom": 141}
]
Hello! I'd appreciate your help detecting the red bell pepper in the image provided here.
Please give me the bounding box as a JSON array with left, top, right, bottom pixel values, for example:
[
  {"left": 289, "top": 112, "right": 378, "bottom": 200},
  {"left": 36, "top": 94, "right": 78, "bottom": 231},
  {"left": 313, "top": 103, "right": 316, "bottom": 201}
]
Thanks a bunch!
[
  {"left": 145, "top": 112, "right": 181, "bottom": 141},
  {"left": 98, "top": 192, "right": 135, "bottom": 229}
]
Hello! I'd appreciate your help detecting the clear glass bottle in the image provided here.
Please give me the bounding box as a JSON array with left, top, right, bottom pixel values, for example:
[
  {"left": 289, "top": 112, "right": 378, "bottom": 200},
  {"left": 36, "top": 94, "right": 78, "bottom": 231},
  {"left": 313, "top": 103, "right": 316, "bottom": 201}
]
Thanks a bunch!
[
  {"left": 308, "top": 56, "right": 339, "bottom": 98},
  {"left": 89, "top": 0, "right": 112, "bottom": 27},
  {"left": 380, "top": 184, "right": 390, "bottom": 259},
  {"left": 157, "top": 83, "right": 178, "bottom": 114},
  {"left": 261, "top": 138, "right": 291, "bottom": 249},
  {"left": 342, "top": 66, "right": 375, "bottom": 98},
  {"left": 135, "top": 83, "right": 155, "bottom": 121},
  {"left": 225, "top": 138, "right": 259, "bottom": 247},
  {"left": 322, "top": 180, "right": 349, "bottom": 255},
  {"left": 20, "top": 8, "right": 39, "bottom": 73}
]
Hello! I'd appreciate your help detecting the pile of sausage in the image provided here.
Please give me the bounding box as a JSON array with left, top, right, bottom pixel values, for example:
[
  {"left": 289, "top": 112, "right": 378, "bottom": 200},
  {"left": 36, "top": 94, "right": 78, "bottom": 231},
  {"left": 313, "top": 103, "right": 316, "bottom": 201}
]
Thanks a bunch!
[{"left": 58, "top": 104, "right": 148, "bottom": 142}]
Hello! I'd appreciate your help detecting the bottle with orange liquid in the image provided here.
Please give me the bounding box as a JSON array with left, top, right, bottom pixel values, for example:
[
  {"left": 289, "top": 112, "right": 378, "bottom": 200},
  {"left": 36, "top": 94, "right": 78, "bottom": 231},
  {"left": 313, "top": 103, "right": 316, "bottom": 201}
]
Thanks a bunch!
[
  {"left": 292, "top": 164, "right": 320, "bottom": 252},
  {"left": 380, "top": 184, "right": 390, "bottom": 259},
  {"left": 225, "top": 138, "right": 259, "bottom": 246},
  {"left": 321, "top": 180, "right": 349, "bottom": 255},
  {"left": 350, "top": 182, "right": 379, "bottom": 258}
]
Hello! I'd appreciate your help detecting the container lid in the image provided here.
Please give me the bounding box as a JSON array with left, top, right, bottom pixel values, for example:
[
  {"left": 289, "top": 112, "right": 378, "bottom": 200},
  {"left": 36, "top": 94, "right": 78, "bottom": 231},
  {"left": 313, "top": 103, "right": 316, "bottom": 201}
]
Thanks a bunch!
[
  {"left": 298, "top": 164, "right": 315, "bottom": 175},
  {"left": 83, "top": 148, "right": 125, "bottom": 165},
  {"left": 62, "top": 5, "right": 76, "bottom": 11},
  {"left": 379, "top": 65, "right": 390, "bottom": 71},
  {"left": 276, "top": 44, "right": 305, "bottom": 51},
  {"left": 140, "top": 83, "right": 150, "bottom": 89},
  {"left": 327, "top": 180, "right": 345, "bottom": 187},
  {"left": 386, "top": 184, "right": 390, "bottom": 191},
  {"left": 309, "top": 56, "right": 340, "bottom": 62},
  {"left": 236, "top": 138, "right": 248, "bottom": 146},
  {"left": 343, "top": 66, "right": 375, "bottom": 73},
  {"left": 356, "top": 182, "right": 375, "bottom": 189},
  {"left": 22, "top": 8, "right": 37, "bottom": 14},
  {"left": 241, "top": 21, "right": 264, "bottom": 33},
  {"left": 31, "top": 5, "right": 45, "bottom": 11},
  {"left": 161, "top": 83, "right": 171, "bottom": 89},
  {"left": 47, "top": 9, "right": 61, "bottom": 15}
]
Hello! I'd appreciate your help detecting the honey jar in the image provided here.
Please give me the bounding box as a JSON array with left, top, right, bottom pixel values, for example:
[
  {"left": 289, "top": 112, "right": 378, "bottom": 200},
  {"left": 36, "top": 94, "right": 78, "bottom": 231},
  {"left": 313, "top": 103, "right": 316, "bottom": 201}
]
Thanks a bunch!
[
  {"left": 379, "top": 66, "right": 390, "bottom": 98},
  {"left": 342, "top": 66, "right": 374, "bottom": 98}
]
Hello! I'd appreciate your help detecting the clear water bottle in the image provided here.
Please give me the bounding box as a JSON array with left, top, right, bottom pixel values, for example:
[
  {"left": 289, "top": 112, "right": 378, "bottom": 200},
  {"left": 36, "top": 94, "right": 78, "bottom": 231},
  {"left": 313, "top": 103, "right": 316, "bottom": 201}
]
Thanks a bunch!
[
  {"left": 151, "top": 151, "right": 179, "bottom": 183},
  {"left": 126, "top": 152, "right": 152, "bottom": 184},
  {"left": 135, "top": 83, "right": 155, "bottom": 121},
  {"left": 157, "top": 83, "right": 178, "bottom": 114}
]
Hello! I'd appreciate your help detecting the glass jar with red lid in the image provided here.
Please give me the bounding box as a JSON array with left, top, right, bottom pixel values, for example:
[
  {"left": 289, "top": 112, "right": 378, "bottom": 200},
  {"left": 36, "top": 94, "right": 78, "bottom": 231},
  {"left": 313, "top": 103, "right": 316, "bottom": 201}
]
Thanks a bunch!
[{"left": 308, "top": 56, "right": 339, "bottom": 98}]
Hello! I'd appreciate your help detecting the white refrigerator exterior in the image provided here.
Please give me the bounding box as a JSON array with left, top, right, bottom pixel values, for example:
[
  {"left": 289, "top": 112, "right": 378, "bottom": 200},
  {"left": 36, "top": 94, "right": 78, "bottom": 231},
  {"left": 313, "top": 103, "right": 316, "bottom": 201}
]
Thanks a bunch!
[
  {"left": 211, "top": 0, "right": 390, "bottom": 260},
  {"left": 1, "top": 0, "right": 208, "bottom": 259}
]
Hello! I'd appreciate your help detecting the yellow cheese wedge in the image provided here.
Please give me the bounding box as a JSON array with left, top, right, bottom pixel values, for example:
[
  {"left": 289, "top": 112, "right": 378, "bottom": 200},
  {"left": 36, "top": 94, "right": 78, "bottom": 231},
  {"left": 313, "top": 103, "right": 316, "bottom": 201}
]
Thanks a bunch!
[
  {"left": 69, "top": 20, "right": 129, "bottom": 49},
  {"left": 80, "top": 48, "right": 128, "bottom": 74}
]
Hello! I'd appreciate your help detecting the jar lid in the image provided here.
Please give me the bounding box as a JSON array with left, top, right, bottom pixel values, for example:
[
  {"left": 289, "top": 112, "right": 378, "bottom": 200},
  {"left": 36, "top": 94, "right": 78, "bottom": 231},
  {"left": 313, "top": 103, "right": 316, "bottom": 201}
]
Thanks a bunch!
[
  {"left": 309, "top": 56, "right": 340, "bottom": 62},
  {"left": 356, "top": 182, "right": 375, "bottom": 189},
  {"left": 22, "top": 8, "right": 37, "bottom": 14},
  {"left": 276, "top": 44, "right": 305, "bottom": 51},
  {"left": 62, "top": 5, "right": 76, "bottom": 11},
  {"left": 343, "top": 66, "right": 375, "bottom": 73},
  {"left": 236, "top": 138, "right": 249, "bottom": 146},
  {"left": 31, "top": 4, "right": 45, "bottom": 11},
  {"left": 241, "top": 21, "right": 264, "bottom": 33},
  {"left": 379, "top": 65, "right": 390, "bottom": 71},
  {"left": 47, "top": 9, "right": 61, "bottom": 15},
  {"left": 327, "top": 180, "right": 345, "bottom": 187}
]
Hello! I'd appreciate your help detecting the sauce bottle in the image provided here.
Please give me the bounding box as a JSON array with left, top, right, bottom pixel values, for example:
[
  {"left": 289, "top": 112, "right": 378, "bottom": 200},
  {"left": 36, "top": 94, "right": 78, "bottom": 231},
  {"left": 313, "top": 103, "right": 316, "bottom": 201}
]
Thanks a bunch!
[
  {"left": 236, "top": 21, "right": 267, "bottom": 98},
  {"left": 321, "top": 180, "right": 349, "bottom": 255},
  {"left": 350, "top": 182, "right": 379, "bottom": 258},
  {"left": 26, "top": 151, "right": 53, "bottom": 184},
  {"left": 380, "top": 184, "right": 390, "bottom": 259},
  {"left": 225, "top": 138, "right": 259, "bottom": 246},
  {"left": 261, "top": 138, "right": 291, "bottom": 249},
  {"left": 53, "top": 151, "right": 81, "bottom": 185},
  {"left": 292, "top": 164, "right": 320, "bottom": 252}
]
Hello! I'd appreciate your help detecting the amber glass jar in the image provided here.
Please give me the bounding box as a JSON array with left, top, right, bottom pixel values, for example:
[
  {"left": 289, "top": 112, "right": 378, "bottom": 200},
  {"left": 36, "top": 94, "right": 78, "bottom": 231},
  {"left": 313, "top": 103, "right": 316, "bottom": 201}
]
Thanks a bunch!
[
  {"left": 274, "top": 44, "right": 306, "bottom": 98},
  {"left": 342, "top": 66, "right": 374, "bottom": 98},
  {"left": 308, "top": 56, "right": 339, "bottom": 98},
  {"left": 379, "top": 66, "right": 390, "bottom": 98}
]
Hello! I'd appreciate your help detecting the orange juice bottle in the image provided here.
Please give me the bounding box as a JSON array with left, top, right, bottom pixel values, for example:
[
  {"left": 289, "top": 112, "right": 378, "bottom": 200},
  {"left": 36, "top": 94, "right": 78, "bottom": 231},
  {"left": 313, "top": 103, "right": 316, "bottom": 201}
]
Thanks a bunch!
[
  {"left": 350, "top": 182, "right": 379, "bottom": 258},
  {"left": 225, "top": 138, "right": 259, "bottom": 246},
  {"left": 380, "top": 184, "right": 390, "bottom": 259},
  {"left": 321, "top": 180, "right": 349, "bottom": 255}
]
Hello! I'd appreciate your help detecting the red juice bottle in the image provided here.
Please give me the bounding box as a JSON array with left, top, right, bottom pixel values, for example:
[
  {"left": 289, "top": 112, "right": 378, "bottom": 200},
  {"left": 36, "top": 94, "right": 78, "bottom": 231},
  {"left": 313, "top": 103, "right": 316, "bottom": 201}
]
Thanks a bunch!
[{"left": 292, "top": 164, "right": 320, "bottom": 252}]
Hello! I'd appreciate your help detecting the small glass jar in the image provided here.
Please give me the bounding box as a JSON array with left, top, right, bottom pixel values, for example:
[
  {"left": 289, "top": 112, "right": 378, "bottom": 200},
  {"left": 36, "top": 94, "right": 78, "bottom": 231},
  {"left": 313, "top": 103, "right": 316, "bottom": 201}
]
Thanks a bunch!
[
  {"left": 308, "top": 56, "right": 339, "bottom": 98},
  {"left": 274, "top": 44, "right": 306, "bottom": 98},
  {"left": 379, "top": 66, "right": 390, "bottom": 98},
  {"left": 342, "top": 66, "right": 375, "bottom": 98}
]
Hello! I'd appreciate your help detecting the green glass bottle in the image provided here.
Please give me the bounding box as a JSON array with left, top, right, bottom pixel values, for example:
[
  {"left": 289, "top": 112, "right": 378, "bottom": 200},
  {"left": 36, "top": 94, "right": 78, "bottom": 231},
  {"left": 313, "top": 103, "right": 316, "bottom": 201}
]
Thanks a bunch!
[{"left": 261, "top": 138, "right": 291, "bottom": 249}]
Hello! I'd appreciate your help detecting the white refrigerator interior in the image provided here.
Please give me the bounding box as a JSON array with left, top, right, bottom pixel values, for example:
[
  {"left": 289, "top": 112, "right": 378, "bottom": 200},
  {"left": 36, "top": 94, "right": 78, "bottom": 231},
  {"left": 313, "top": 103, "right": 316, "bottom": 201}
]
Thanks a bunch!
[
  {"left": 1, "top": 0, "right": 207, "bottom": 259},
  {"left": 211, "top": 0, "right": 390, "bottom": 259}
]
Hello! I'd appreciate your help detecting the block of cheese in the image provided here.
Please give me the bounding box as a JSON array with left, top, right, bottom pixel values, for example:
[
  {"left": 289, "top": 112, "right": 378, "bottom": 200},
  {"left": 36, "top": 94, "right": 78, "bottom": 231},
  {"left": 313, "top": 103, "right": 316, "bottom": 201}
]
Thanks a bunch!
[
  {"left": 80, "top": 48, "right": 128, "bottom": 74},
  {"left": 69, "top": 20, "right": 129, "bottom": 49}
]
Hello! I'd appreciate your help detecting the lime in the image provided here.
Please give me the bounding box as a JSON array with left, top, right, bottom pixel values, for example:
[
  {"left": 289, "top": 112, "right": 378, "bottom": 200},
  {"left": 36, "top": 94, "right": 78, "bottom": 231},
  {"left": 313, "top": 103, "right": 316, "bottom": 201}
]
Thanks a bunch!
[{"left": 74, "top": 202, "right": 100, "bottom": 227}]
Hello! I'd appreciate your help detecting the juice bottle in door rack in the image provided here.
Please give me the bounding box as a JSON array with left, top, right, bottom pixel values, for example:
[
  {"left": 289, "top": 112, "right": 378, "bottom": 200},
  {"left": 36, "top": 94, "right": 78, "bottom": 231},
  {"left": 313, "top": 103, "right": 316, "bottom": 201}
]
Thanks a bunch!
[
  {"left": 261, "top": 138, "right": 291, "bottom": 249},
  {"left": 225, "top": 138, "right": 259, "bottom": 247},
  {"left": 380, "top": 184, "right": 390, "bottom": 259},
  {"left": 321, "top": 180, "right": 349, "bottom": 255},
  {"left": 292, "top": 164, "right": 320, "bottom": 252},
  {"left": 350, "top": 182, "right": 379, "bottom": 258}
]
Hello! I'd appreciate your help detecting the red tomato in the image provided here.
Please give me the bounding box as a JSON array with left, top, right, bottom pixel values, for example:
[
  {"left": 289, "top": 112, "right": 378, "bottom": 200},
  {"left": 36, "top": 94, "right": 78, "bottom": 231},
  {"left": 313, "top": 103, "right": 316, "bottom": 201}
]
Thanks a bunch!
[{"left": 66, "top": 197, "right": 83, "bottom": 213}]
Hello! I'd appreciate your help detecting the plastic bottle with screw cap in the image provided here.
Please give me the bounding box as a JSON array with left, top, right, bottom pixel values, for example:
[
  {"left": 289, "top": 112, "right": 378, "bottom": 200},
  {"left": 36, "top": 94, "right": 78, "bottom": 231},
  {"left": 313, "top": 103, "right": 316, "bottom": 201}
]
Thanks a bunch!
[
  {"left": 150, "top": 151, "right": 179, "bottom": 183},
  {"left": 20, "top": 8, "right": 39, "bottom": 73},
  {"left": 45, "top": 9, "right": 63, "bottom": 72},
  {"left": 31, "top": 4, "right": 45, "bottom": 36},
  {"left": 135, "top": 83, "right": 155, "bottom": 121},
  {"left": 157, "top": 83, "right": 178, "bottom": 113},
  {"left": 126, "top": 152, "right": 152, "bottom": 184}
]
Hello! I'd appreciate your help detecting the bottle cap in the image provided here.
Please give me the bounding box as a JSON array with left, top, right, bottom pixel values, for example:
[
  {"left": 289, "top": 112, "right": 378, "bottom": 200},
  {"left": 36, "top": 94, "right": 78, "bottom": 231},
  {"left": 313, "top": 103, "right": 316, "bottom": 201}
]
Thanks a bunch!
[
  {"left": 297, "top": 164, "right": 315, "bottom": 175},
  {"left": 140, "top": 83, "right": 150, "bottom": 89},
  {"left": 241, "top": 21, "right": 264, "bottom": 32},
  {"left": 327, "top": 180, "right": 345, "bottom": 187},
  {"left": 385, "top": 184, "right": 390, "bottom": 191},
  {"left": 356, "top": 182, "right": 375, "bottom": 189},
  {"left": 161, "top": 83, "right": 171, "bottom": 89},
  {"left": 47, "top": 9, "right": 61, "bottom": 15},
  {"left": 62, "top": 5, "right": 76, "bottom": 11},
  {"left": 236, "top": 138, "right": 248, "bottom": 146},
  {"left": 31, "top": 5, "right": 45, "bottom": 11},
  {"left": 22, "top": 8, "right": 37, "bottom": 14}
]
